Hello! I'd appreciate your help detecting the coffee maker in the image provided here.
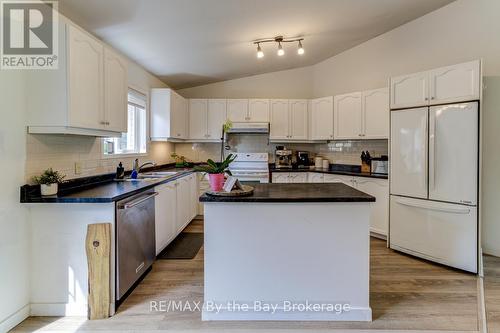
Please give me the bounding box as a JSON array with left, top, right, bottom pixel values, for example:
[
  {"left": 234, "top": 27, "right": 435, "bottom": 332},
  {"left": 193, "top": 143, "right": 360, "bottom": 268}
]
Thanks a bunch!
[
  {"left": 296, "top": 151, "right": 309, "bottom": 168},
  {"left": 275, "top": 146, "right": 292, "bottom": 169}
]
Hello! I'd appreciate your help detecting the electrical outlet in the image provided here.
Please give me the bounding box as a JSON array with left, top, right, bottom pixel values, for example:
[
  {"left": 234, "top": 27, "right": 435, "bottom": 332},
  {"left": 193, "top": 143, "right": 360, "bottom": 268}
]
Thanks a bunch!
[{"left": 74, "top": 162, "right": 82, "bottom": 175}]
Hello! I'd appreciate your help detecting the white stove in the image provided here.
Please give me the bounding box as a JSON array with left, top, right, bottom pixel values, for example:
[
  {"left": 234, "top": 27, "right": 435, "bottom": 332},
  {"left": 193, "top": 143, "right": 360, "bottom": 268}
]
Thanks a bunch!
[{"left": 228, "top": 153, "right": 269, "bottom": 183}]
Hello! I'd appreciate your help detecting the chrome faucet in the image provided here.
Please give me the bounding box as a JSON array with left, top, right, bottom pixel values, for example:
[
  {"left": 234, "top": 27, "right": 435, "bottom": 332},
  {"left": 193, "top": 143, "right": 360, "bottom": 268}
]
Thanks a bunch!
[{"left": 137, "top": 160, "right": 156, "bottom": 173}]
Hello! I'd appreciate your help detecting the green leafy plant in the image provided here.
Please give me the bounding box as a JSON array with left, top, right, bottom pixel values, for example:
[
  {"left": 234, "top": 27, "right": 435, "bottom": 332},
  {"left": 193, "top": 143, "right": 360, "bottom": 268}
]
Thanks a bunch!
[
  {"left": 223, "top": 119, "right": 233, "bottom": 133},
  {"left": 32, "top": 168, "right": 65, "bottom": 185},
  {"left": 194, "top": 154, "right": 236, "bottom": 175},
  {"left": 170, "top": 152, "right": 188, "bottom": 167}
]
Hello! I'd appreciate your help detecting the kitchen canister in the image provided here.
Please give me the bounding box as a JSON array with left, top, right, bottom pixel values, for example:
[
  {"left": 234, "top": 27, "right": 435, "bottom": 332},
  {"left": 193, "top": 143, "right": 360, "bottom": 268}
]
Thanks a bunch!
[
  {"left": 314, "top": 157, "right": 323, "bottom": 169},
  {"left": 322, "top": 159, "right": 330, "bottom": 169}
]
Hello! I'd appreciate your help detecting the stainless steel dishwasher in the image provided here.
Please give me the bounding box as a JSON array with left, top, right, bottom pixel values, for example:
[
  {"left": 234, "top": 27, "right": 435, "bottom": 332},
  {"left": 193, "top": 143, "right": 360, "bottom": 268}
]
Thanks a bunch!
[{"left": 116, "top": 191, "right": 157, "bottom": 300}]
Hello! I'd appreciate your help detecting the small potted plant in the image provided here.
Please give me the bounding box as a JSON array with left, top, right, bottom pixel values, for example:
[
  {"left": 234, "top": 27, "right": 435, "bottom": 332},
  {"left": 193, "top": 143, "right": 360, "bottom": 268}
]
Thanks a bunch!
[
  {"left": 32, "top": 168, "right": 65, "bottom": 196},
  {"left": 170, "top": 152, "right": 189, "bottom": 168},
  {"left": 194, "top": 154, "right": 236, "bottom": 191}
]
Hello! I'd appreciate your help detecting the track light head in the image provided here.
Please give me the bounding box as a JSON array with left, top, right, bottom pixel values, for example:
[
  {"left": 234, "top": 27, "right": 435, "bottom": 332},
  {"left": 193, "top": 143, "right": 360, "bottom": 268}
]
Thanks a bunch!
[
  {"left": 297, "top": 40, "right": 304, "bottom": 55},
  {"left": 277, "top": 42, "right": 284, "bottom": 56},
  {"left": 256, "top": 43, "right": 264, "bottom": 58}
]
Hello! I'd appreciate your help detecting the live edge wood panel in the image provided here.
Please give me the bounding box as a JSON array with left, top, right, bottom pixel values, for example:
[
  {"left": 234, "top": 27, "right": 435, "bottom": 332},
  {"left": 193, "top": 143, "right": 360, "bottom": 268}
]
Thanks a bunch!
[{"left": 86, "top": 223, "right": 112, "bottom": 320}]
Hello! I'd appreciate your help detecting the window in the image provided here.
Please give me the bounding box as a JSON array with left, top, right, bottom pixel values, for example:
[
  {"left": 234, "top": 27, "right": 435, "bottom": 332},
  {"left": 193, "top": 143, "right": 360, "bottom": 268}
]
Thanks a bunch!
[{"left": 104, "top": 89, "right": 147, "bottom": 155}]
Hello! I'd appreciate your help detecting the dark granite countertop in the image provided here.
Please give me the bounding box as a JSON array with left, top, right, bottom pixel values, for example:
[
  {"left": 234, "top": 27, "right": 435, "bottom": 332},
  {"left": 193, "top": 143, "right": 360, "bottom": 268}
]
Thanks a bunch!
[
  {"left": 199, "top": 183, "right": 375, "bottom": 203},
  {"left": 21, "top": 166, "right": 194, "bottom": 204},
  {"left": 269, "top": 164, "right": 388, "bottom": 180}
]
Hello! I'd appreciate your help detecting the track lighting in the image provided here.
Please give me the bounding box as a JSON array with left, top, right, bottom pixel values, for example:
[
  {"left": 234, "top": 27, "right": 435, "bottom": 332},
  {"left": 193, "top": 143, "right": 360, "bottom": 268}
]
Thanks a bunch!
[
  {"left": 277, "top": 42, "right": 284, "bottom": 56},
  {"left": 256, "top": 43, "right": 264, "bottom": 58},
  {"left": 253, "top": 35, "right": 304, "bottom": 59},
  {"left": 297, "top": 40, "right": 304, "bottom": 55}
]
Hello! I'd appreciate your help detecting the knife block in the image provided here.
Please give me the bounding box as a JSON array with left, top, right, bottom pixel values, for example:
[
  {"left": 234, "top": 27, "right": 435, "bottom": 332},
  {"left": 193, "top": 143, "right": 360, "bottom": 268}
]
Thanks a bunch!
[{"left": 361, "top": 162, "right": 371, "bottom": 173}]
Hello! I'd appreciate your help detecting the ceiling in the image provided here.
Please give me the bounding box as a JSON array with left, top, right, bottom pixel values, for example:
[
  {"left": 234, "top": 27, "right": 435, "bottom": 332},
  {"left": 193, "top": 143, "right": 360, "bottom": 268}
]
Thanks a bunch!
[{"left": 58, "top": 0, "right": 454, "bottom": 89}]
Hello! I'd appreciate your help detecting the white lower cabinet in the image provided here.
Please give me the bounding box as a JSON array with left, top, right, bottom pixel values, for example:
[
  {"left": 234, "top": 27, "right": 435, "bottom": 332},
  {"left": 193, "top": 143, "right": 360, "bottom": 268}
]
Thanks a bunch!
[
  {"left": 272, "top": 173, "right": 291, "bottom": 183},
  {"left": 308, "top": 173, "right": 324, "bottom": 183},
  {"left": 155, "top": 182, "right": 177, "bottom": 255},
  {"left": 154, "top": 173, "right": 199, "bottom": 255},
  {"left": 323, "top": 174, "right": 354, "bottom": 186},
  {"left": 271, "top": 172, "right": 308, "bottom": 183},
  {"left": 271, "top": 172, "right": 389, "bottom": 236},
  {"left": 354, "top": 177, "right": 389, "bottom": 236}
]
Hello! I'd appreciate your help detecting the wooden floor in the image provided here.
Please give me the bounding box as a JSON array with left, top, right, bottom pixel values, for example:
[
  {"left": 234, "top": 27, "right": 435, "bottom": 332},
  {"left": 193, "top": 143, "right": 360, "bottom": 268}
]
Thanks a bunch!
[
  {"left": 13, "top": 219, "right": 482, "bottom": 333},
  {"left": 484, "top": 254, "right": 500, "bottom": 333}
]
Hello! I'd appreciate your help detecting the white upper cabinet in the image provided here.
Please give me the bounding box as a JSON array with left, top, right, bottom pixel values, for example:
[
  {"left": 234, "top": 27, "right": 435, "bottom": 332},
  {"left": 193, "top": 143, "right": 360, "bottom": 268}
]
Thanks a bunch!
[
  {"left": 429, "top": 60, "right": 480, "bottom": 105},
  {"left": 248, "top": 99, "right": 270, "bottom": 122},
  {"left": 289, "top": 99, "right": 308, "bottom": 140},
  {"left": 188, "top": 99, "right": 226, "bottom": 141},
  {"left": 188, "top": 99, "right": 208, "bottom": 140},
  {"left": 310, "top": 96, "right": 334, "bottom": 140},
  {"left": 334, "top": 92, "right": 362, "bottom": 140},
  {"left": 27, "top": 21, "right": 128, "bottom": 137},
  {"left": 206, "top": 99, "right": 226, "bottom": 139},
  {"left": 151, "top": 88, "right": 188, "bottom": 140},
  {"left": 103, "top": 47, "right": 128, "bottom": 133},
  {"left": 363, "top": 88, "right": 389, "bottom": 139},
  {"left": 390, "top": 71, "right": 429, "bottom": 109},
  {"left": 269, "top": 99, "right": 308, "bottom": 141},
  {"left": 227, "top": 99, "right": 249, "bottom": 122},
  {"left": 67, "top": 24, "right": 104, "bottom": 131},
  {"left": 390, "top": 60, "right": 481, "bottom": 109},
  {"left": 270, "top": 99, "right": 290, "bottom": 140}
]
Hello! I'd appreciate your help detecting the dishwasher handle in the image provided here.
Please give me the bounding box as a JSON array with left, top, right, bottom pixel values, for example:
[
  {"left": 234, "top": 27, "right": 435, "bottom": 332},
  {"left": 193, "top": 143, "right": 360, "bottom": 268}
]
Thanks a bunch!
[{"left": 118, "top": 192, "right": 158, "bottom": 210}]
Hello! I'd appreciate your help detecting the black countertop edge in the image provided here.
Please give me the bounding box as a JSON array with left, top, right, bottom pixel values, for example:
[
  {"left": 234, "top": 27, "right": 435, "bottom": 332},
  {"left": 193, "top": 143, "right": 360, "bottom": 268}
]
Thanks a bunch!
[
  {"left": 200, "top": 183, "right": 376, "bottom": 203},
  {"left": 269, "top": 164, "right": 388, "bottom": 180},
  {"left": 20, "top": 163, "right": 195, "bottom": 203}
]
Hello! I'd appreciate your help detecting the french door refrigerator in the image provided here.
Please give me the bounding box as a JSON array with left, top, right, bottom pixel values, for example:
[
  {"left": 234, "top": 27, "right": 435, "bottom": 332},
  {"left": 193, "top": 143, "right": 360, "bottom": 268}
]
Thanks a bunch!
[{"left": 389, "top": 102, "right": 478, "bottom": 273}]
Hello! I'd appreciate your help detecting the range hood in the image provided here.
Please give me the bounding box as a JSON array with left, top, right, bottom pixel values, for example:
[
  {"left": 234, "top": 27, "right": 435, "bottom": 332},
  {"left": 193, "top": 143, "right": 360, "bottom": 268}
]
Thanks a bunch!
[{"left": 226, "top": 122, "right": 269, "bottom": 134}]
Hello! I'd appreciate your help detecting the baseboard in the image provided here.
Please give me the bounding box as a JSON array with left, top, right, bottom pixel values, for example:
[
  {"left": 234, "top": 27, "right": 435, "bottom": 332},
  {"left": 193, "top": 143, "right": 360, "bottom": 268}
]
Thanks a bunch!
[
  {"left": 370, "top": 230, "right": 387, "bottom": 240},
  {"left": 0, "top": 304, "right": 29, "bottom": 333},
  {"left": 202, "top": 306, "right": 372, "bottom": 321},
  {"left": 30, "top": 303, "right": 88, "bottom": 316}
]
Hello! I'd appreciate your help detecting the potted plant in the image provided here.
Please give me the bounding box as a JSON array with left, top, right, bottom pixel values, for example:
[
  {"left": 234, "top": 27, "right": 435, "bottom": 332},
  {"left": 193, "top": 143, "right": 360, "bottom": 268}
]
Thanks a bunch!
[
  {"left": 194, "top": 154, "right": 236, "bottom": 191},
  {"left": 32, "top": 168, "right": 66, "bottom": 196},
  {"left": 170, "top": 152, "right": 189, "bottom": 168}
]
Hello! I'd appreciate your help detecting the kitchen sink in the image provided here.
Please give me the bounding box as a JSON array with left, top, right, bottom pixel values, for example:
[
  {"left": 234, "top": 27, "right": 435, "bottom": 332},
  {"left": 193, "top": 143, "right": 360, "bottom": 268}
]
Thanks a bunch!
[{"left": 115, "top": 177, "right": 163, "bottom": 182}]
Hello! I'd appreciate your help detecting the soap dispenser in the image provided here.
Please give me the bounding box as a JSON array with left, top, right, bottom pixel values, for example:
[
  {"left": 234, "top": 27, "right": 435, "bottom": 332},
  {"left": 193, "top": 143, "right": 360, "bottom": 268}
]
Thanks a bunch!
[{"left": 116, "top": 162, "right": 125, "bottom": 179}]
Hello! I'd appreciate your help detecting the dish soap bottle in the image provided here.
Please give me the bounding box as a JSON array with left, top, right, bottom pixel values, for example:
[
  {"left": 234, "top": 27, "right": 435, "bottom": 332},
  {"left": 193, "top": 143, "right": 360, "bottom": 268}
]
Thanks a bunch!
[
  {"left": 116, "top": 162, "right": 125, "bottom": 179},
  {"left": 131, "top": 159, "right": 139, "bottom": 179}
]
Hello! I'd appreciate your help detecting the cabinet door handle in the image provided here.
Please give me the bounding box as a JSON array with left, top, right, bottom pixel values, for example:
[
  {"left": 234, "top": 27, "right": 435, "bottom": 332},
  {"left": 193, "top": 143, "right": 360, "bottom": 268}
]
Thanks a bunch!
[
  {"left": 424, "top": 97, "right": 429, "bottom": 101},
  {"left": 100, "top": 121, "right": 106, "bottom": 125},
  {"left": 431, "top": 96, "right": 435, "bottom": 100}
]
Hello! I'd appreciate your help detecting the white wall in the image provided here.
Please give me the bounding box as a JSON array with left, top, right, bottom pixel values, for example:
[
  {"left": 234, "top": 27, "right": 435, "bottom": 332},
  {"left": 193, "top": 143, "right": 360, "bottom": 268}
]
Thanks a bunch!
[
  {"left": 179, "top": 66, "right": 313, "bottom": 99},
  {"left": 0, "top": 72, "right": 30, "bottom": 332},
  {"left": 481, "top": 76, "right": 500, "bottom": 256},
  {"left": 312, "top": 0, "right": 500, "bottom": 96},
  {"left": 178, "top": 0, "right": 500, "bottom": 256}
]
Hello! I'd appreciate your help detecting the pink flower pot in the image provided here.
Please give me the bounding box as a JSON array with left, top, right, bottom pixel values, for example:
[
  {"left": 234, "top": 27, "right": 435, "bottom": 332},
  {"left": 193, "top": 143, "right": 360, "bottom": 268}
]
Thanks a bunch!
[{"left": 208, "top": 173, "right": 225, "bottom": 192}]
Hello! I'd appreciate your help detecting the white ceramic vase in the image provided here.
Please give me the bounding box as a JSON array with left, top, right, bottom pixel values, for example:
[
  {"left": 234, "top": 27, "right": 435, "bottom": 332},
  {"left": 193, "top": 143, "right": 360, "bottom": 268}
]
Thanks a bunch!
[{"left": 40, "top": 183, "right": 58, "bottom": 196}]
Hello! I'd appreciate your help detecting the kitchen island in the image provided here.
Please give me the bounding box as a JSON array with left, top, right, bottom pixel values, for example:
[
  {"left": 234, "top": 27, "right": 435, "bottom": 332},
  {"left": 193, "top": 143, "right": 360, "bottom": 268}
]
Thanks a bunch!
[{"left": 200, "top": 183, "right": 375, "bottom": 321}]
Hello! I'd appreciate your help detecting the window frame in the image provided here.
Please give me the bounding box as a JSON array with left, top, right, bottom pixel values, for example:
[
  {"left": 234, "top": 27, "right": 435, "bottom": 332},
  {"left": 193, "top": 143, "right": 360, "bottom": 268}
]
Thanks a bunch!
[{"left": 102, "top": 86, "right": 150, "bottom": 158}]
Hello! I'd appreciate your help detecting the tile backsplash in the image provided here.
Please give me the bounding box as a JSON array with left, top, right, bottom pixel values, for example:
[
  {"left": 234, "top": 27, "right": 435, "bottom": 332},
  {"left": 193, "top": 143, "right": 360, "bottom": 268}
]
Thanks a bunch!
[
  {"left": 25, "top": 134, "right": 174, "bottom": 183},
  {"left": 174, "top": 135, "right": 388, "bottom": 165},
  {"left": 25, "top": 133, "right": 387, "bottom": 183}
]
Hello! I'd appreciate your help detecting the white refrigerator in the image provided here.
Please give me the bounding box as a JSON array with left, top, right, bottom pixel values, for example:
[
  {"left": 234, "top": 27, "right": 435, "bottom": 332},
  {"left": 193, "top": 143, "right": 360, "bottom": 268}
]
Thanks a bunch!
[{"left": 389, "top": 102, "right": 478, "bottom": 273}]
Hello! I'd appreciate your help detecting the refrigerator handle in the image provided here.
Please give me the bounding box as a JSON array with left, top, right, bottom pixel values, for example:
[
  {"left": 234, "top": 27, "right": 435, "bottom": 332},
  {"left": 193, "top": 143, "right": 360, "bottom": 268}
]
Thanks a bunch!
[
  {"left": 424, "top": 112, "right": 429, "bottom": 193},
  {"left": 429, "top": 110, "right": 436, "bottom": 191},
  {"left": 395, "top": 198, "right": 471, "bottom": 214}
]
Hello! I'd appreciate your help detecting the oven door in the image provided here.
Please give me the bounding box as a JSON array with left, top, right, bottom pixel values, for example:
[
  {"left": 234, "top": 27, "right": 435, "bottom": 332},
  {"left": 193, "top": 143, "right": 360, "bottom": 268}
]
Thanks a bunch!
[{"left": 230, "top": 171, "right": 269, "bottom": 183}]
